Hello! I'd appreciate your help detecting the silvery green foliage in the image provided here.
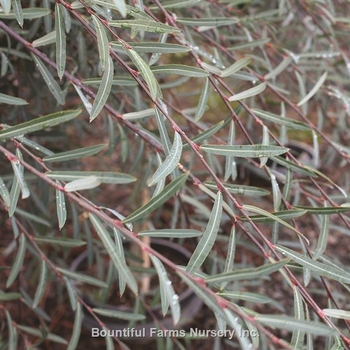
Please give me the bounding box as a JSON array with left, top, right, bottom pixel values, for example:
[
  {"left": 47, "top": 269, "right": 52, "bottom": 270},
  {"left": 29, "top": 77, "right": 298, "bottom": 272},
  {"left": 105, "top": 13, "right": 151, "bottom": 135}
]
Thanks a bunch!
[{"left": 1, "top": 1, "right": 350, "bottom": 349}]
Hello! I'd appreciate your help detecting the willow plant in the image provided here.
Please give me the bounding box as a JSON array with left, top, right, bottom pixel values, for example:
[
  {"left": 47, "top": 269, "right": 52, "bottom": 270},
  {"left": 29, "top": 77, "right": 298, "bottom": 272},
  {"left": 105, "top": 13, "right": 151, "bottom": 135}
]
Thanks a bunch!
[{"left": 1, "top": 0, "right": 350, "bottom": 349}]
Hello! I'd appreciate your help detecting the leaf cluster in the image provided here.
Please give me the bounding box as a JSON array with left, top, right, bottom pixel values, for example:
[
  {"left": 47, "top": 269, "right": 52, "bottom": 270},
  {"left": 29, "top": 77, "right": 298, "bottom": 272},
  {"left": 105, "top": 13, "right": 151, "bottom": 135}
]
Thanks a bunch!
[{"left": 1, "top": 0, "right": 350, "bottom": 349}]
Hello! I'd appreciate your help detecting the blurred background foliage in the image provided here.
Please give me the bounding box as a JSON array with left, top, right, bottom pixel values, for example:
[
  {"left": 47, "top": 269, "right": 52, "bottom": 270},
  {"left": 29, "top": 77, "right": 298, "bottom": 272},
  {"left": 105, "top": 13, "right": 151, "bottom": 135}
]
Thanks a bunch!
[{"left": 1, "top": 0, "right": 350, "bottom": 349}]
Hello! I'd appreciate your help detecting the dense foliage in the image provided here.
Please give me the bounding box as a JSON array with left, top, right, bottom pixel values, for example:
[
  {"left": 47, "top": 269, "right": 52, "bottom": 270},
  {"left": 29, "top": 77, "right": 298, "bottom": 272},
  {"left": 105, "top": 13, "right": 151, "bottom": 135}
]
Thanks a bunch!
[{"left": 1, "top": 0, "right": 350, "bottom": 349}]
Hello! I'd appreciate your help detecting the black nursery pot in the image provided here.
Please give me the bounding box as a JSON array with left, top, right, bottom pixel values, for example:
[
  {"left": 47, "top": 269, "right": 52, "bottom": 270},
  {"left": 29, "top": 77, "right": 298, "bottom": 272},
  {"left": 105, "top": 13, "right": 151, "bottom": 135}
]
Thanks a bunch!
[{"left": 70, "top": 238, "right": 203, "bottom": 339}]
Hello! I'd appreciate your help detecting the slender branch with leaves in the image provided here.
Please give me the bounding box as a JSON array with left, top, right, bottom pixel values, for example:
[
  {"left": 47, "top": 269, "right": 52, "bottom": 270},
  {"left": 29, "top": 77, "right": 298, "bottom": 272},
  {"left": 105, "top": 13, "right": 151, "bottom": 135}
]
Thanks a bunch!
[{"left": 1, "top": 0, "right": 350, "bottom": 349}]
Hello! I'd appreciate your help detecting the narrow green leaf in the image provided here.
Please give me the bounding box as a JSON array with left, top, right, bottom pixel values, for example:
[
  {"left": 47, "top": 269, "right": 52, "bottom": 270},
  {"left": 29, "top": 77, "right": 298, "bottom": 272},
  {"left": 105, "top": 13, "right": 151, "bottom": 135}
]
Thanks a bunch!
[
  {"left": 308, "top": 167, "right": 347, "bottom": 197},
  {"left": 151, "top": 64, "right": 209, "bottom": 77},
  {"left": 264, "top": 55, "right": 293, "bottom": 80},
  {"left": 150, "top": 0, "right": 201, "bottom": 9},
  {"left": 323, "top": 309, "right": 350, "bottom": 320},
  {"left": 0, "top": 176, "right": 10, "bottom": 207},
  {"left": 8, "top": 173, "right": 20, "bottom": 217},
  {"left": 67, "top": 303, "right": 82, "bottom": 350},
  {"left": 30, "top": 53, "right": 65, "bottom": 105},
  {"left": 35, "top": 237, "right": 86, "bottom": 247},
  {"left": 55, "top": 3, "right": 66, "bottom": 79},
  {"left": 104, "top": 331, "right": 114, "bottom": 350},
  {"left": 295, "top": 71, "right": 307, "bottom": 114},
  {"left": 63, "top": 276, "right": 78, "bottom": 310},
  {"left": 201, "top": 62, "right": 222, "bottom": 75},
  {"left": 291, "top": 286, "right": 305, "bottom": 349},
  {"left": 43, "top": 144, "right": 106, "bottom": 163},
  {"left": 15, "top": 207, "right": 51, "bottom": 226},
  {"left": 1, "top": 51, "right": 9, "bottom": 75},
  {"left": 275, "top": 245, "right": 350, "bottom": 284},
  {"left": 177, "top": 270, "right": 228, "bottom": 321},
  {"left": 138, "top": 229, "right": 202, "bottom": 238},
  {"left": 33, "top": 260, "right": 47, "bottom": 308},
  {"left": 176, "top": 17, "right": 238, "bottom": 26},
  {"left": 225, "top": 120, "right": 235, "bottom": 181},
  {"left": 90, "top": 56, "right": 114, "bottom": 121},
  {"left": 121, "top": 40, "right": 160, "bottom": 99},
  {"left": 205, "top": 181, "right": 270, "bottom": 196},
  {"left": 91, "top": 0, "right": 127, "bottom": 16},
  {"left": 152, "top": 159, "right": 166, "bottom": 198},
  {"left": 252, "top": 108, "right": 311, "bottom": 130},
  {"left": 312, "top": 130, "right": 320, "bottom": 169},
  {"left": 108, "top": 20, "right": 180, "bottom": 34},
  {"left": 220, "top": 57, "right": 251, "bottom": 77},
  {"left": 224, "top": 309, "right": 254, "bottom": 349},
  {"left": 64, "top": 176, "right": 101, "bottom": 192},
  {"left": 297, "top": 72, "right": 328, "bottom": 106},
  {"left": 243, "top": 205, "right": 304, "bottom": 237},
  {"left": 0, "top": 292, "right": 21, "bottom": 301},
  {"left": 198, "top": 183, "right": 235, "bottom": 219},
  {"left": 313, "top": 212, "right": 329, "bottom": 260},
  {"left": 57, "top": 267, "right": 108, "bottom": 288},
  {"left": 32, "top": 31, "right": 56, "bottom": 47},
  {"left": 0, "top": 8, "right": 50, "bottom": 19},
  {"left": 206, "top": 259, "right": 288, "bottom": 284},
  {"left": 43, "top": 0, "right": 52, "bottom": 32},
  {"left": 220, "top": 225, "right": 236, "bottom": 290},
  {"left": 124, "top": 4, "right": 153, "bottom": 19},
  {"left": 228, "top": 83, "right": 266, "bottom": 101},
  {"left": 10, "top": 155, "right": 29, "bottom": 199},
  {"left": 230, "top": 71, "right": 257, "bottom": 81},
  {"left": 17, "top": 325, "right": 67, "bottom": 344},
  {"left": 0, "top": 109, "right": 81, "bottom": 140},
  {"left": 46, "top": 171, "right": 136, "bottom": 184},
  {"left": 20, "top": 136, "right": 54, "bottom": 156},
  {"left": 113, "top": 228, "right": 127, "bottom": 294},
  {"left": 83, "top": 76, "right": 137, "bottom": 86},
  {"left": 240, "top": 209, "right": 306, "bottom": 222},
  {"left": 117, "top": 123, "right": 128, "bottom": 163},
  {"left": 329, "top": 142, "right": 350, "bottom": 157},
  {"left": 123, "top": 108, "right": 155, "bottom": 120},
  {"left": 150, "top": 254, "right": 168, "bottom": 317},
  {"left": 195, "top": 77, "right": 210, "bottom": 122},
  {"left": 0, "top": 92, "right": 28, "bottom": 105},
  {"left": 201, "top": 144, "right": 288, "bottom": 157},
  {"left": 186, "top": 192, "right": 223, "bottom": 273},
  {"left": 218, "top": 291, "right": 272, "bottom": 304},
  {"left": 0, "top": 0, "right": 11, "bottom": 14},
  {"left": 330, "top": 336, "right": 345, "bottom": 349},
  {"left": 73, "top": 83, "right": 92, "bottom": 114},
  {"left": 228, "top": 38, "right": 271, "bottom": 50},
  {"left": 184, "top": 121, "right": 224, "bottom": 149},
  {"left": 92, "top": 14, "right": 109, "bottom": 70},
  {"left": 260, "top": 125, "right": 269, "bottom": 168},
  {"left": 251, "top": 9, "right": 280, "bottom": 19},
  {"left": 62, "top": 6, "right": 71, "bottom": 33},
  {"left": 148, "top": 132, "right": 182, "bottom": 186},
  {"left": 111, "top": 41, "right": 190, "bottom": 53},
  {"left": 6, "top": 233, "right": 26, "bottom": 287},
  {"left": 6, "top": 310, "right": 18, "bottom": 350},
  {"left": 92, "top": 308, "right": 145, "bottom": 321},
  {"left": 111, "top": 0, "right": 126, "bottom": 16},
  {"left": 294, "top": 205, "right": 350, "bottom": 214},
  {"left": 269, "top": 156, "right": 317, "bottom": 177},
  {"left": 255, "top": 315, "right": 335, "bottom": 336},
  {"left": 152, "top": 155, "right": 176, "bottom": 195},
  {"left": 123, "top": 172, "right": 189, "bottom": 223},
  {"left": 150, "top": 254, "right": 181, "bottom": 325},
  {"left": 89, "top": 214, "right": 138, "bottom": 294},
  {"left": 296, "top": 51, "right": 341, "bottom": 59},
  {"left": 155, "top": 107, "right": 172, "bottom": 154},
  {"left": 56, "top": 186, "right": 67, "bottom": 230},
  {"left": 271, "top": 173, "right": 281, "bottom": 211}
]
